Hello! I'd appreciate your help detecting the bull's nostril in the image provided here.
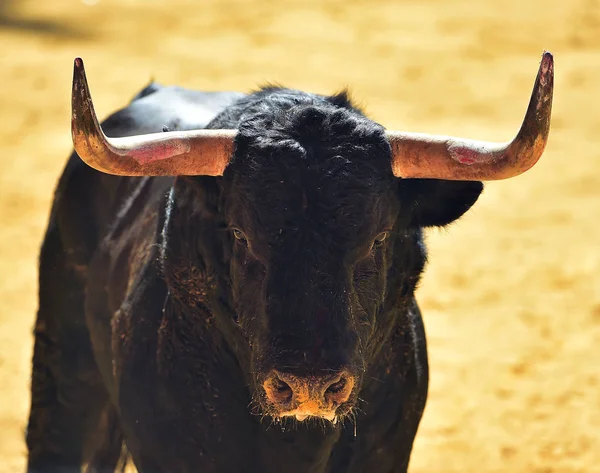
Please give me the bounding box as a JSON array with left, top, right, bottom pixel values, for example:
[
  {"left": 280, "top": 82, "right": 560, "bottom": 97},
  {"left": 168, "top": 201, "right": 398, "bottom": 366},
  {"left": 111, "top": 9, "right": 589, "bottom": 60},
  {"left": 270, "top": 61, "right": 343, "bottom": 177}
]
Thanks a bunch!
[
  {"left": 323, "top": 374, "right": 354, "bottom": 406},
  {"left": 264, "top": 374, "right": 293, "bottom": 406},
  {"left": 325, "top": 377, "right": 347, "bottom": 394},
  {"left": 274, "top": 378, "right": 291, "bottom": 394}
]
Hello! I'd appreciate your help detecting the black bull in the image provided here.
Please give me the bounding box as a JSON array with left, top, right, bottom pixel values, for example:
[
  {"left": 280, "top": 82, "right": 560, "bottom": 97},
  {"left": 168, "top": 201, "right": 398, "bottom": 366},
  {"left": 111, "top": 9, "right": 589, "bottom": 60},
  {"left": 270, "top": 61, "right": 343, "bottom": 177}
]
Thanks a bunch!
[{"left": 26, "top": 55, "right": 552, "bottom": 473}]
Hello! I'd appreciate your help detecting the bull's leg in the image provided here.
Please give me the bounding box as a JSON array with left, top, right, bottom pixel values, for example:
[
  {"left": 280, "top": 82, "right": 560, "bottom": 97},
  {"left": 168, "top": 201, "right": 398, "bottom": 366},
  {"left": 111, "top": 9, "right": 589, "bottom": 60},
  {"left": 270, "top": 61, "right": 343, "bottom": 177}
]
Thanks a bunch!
[{"left": 25, "top": 225, "right": 119, "bottom": 473}]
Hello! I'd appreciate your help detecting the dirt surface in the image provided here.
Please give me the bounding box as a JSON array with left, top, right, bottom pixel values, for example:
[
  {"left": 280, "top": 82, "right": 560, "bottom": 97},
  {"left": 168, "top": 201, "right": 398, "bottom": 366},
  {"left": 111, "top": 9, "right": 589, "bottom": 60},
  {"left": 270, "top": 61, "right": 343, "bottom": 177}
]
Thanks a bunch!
[{"left": 1, "top": 0, "right": 599, "bottom": 472}]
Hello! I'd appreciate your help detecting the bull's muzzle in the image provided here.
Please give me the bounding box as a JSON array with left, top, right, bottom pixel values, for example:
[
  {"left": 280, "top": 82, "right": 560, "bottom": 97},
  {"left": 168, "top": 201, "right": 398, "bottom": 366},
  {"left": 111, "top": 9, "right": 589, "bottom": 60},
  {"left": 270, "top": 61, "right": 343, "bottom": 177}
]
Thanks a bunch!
[{"left": 263, "top": 370, "right": 355, "bottom": 422}]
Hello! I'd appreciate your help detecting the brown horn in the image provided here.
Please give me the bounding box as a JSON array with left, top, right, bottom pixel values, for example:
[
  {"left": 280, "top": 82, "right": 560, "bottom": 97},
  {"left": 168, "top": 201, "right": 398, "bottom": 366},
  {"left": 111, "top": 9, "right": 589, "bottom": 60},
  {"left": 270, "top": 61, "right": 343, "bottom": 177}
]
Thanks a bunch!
[
  {"left": 387, "top": 51, "right": 553, "bottom": 181},
  {"left": 71, "top": 57, "right": 237, "bottom": 176}
]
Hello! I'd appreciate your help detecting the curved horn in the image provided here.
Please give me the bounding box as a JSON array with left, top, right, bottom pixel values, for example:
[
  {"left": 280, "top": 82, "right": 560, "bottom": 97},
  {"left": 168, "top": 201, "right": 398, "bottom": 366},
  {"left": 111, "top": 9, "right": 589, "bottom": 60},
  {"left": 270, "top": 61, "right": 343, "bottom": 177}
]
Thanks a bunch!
[
  {"left": 71, "top": 57, "right": 237, "bottom": 176},
  {"left": 387, "top": 51, "right": 554, "bottom": 181}
]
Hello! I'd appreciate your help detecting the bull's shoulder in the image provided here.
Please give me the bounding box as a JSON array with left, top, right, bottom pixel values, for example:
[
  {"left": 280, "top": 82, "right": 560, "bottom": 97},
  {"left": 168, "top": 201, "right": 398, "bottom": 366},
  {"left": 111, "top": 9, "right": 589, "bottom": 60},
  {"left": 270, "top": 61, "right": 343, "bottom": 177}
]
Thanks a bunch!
[
  {"left": 83, "top": 179, "right": 170, "bottom": 398},
  {"left": 84, "top": 178, "right": 167, "bottom": 340}
]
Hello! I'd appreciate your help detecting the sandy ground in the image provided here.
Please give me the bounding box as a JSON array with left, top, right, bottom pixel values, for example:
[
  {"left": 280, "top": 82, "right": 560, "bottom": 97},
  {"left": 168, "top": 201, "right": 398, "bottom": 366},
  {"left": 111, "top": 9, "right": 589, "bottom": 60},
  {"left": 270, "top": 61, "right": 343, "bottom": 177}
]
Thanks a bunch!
[{"left": 1, "top": 0, "right": 599, "bottom": 472}]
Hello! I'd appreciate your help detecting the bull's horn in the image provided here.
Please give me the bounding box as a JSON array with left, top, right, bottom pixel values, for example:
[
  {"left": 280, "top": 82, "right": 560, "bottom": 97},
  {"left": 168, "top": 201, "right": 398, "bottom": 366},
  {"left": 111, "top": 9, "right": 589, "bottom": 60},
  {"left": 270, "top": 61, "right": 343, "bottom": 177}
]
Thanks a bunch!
[
  {"left": 387, "top": 51, "right": 553, "bottom": 181},
  {"left": 71, "top": 57, "right": 237, "bottom": 176}
]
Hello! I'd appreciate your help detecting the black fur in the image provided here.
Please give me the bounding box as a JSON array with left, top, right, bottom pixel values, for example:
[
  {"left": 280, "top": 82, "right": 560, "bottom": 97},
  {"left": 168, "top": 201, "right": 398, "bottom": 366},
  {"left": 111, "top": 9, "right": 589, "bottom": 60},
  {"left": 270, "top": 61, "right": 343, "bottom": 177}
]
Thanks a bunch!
[{"left": 26, "top": 84, "right": 483, "bottom": 473}]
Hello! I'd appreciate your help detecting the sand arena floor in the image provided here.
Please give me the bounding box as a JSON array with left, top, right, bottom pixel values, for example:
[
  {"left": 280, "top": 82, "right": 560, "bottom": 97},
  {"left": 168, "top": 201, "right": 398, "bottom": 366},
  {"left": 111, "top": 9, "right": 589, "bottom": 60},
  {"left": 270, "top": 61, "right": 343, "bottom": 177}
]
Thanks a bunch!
[{"left": 0, "top": 0, "right": 599, "bottom": 471}]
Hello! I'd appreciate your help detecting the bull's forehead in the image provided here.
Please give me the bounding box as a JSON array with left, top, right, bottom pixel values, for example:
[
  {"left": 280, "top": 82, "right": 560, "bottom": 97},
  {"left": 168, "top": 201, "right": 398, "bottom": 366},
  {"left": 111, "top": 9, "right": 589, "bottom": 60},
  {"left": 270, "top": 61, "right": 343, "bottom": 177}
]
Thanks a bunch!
[
  {"left": 227, "top": 158, "right": 395, "bottom": 252},
  {"left": 223, "top": 102, "right": 397, "bottom": 249}
]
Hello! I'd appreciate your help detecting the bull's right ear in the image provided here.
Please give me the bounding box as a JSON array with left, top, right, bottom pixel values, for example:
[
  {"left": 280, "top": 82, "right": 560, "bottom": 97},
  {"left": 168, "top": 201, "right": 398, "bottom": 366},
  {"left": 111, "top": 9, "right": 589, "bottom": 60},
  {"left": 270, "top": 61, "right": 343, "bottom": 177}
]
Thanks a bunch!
[
  {"left": 398, "top": 179, "right": 484, "bottom": 228},
  {"left": 177, "top": 176, "right": 222, "bottom": 216}
]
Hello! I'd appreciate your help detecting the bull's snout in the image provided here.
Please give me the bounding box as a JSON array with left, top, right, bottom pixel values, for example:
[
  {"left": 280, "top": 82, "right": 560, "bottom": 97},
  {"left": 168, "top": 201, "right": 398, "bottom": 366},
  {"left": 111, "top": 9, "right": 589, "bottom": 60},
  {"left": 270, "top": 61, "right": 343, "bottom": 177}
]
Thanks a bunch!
[{"left": 263, "top": 370, "right": 355, "bottom": 422}]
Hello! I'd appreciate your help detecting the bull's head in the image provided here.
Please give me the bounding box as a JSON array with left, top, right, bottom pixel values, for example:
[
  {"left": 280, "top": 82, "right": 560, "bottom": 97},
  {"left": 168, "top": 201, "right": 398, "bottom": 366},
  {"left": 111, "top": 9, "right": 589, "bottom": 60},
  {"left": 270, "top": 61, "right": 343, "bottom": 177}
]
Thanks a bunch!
[{"left": 70, "top": 53, "right": 553, "bottom": 424}]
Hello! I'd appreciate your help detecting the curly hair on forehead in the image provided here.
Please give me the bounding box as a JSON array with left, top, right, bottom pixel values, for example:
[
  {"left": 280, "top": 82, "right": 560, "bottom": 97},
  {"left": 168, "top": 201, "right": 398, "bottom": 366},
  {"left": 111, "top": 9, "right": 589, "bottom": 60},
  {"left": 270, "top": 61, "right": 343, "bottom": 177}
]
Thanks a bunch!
[{"left": 226, "top": 96, "right": 393, "bottom": 195}]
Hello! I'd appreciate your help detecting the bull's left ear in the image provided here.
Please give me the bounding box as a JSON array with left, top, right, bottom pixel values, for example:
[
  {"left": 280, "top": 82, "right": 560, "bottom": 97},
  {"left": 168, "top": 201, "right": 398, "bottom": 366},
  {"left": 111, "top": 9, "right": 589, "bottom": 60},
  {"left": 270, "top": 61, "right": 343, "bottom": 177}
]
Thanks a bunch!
[{"left": 398, "top": 179, "right": 484, "bottom": 228}]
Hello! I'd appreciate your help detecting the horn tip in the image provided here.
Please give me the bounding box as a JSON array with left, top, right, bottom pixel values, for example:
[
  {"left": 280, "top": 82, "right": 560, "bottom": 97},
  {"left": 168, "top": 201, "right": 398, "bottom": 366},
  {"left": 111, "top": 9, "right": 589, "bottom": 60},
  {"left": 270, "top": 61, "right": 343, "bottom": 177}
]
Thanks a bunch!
[
  {"left": 537, "top": 51, "right": 554, "bottom": 91},
  {"left": 74, "top": 57, "right": 84, "bottom": 69},
  {"left": 540, "top": 51, "right": 554, "bottom": 73}
]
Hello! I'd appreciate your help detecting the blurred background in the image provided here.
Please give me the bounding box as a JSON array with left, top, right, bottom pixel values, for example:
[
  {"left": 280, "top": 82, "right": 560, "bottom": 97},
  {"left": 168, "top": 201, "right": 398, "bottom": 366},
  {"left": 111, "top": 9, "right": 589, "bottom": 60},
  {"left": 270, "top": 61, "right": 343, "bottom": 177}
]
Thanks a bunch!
[{"left": 1, "top": 0, "right": 599, "bottom": 472}]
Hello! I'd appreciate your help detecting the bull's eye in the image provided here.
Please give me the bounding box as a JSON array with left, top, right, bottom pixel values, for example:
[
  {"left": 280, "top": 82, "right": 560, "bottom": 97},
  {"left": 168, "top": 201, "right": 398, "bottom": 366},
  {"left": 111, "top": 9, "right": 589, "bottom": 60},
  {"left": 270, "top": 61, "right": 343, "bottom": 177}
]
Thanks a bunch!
[
  {"left": 372, "top": 231, "right": 389, "bottom": 249},
  {"left": 232, "top": 228, "right": 248, "bottom": 246}
]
